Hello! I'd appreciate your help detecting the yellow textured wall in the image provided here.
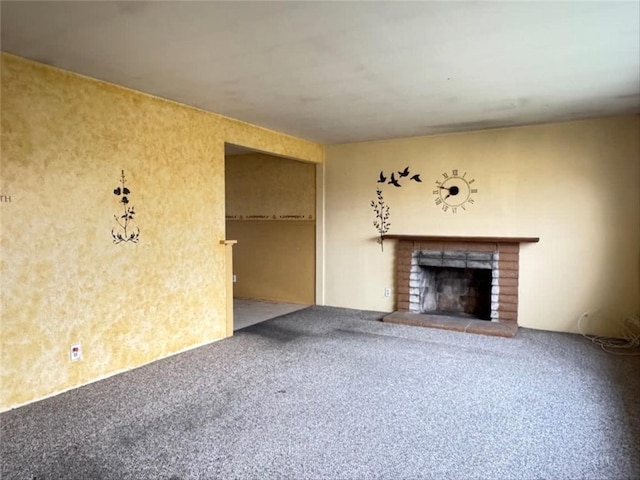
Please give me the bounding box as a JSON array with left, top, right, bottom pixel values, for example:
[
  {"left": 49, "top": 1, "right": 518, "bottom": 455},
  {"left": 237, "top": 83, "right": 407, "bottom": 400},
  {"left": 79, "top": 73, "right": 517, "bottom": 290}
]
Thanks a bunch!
[
  {"left": 226, "top": 153, "right": 316, "bottom": 221},
  {"left": 324, "top": 116, "right": 640, "bottom": 337},
  {"left": 0, "top": 54, "right": 322, "bottom": 411},
  {"left": 226, "top": 153, "right": 315, "bottom": 304},
  {"left": 226, "top": 221, "right": 315, "bottom": 304}
]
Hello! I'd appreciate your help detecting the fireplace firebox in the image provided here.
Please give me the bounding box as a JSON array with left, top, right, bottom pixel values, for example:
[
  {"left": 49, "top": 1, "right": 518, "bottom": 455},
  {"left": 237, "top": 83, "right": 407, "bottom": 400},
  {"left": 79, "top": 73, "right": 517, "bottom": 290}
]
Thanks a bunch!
[{"left": 418, "top": 266, "right": 492, "bottom": 320}]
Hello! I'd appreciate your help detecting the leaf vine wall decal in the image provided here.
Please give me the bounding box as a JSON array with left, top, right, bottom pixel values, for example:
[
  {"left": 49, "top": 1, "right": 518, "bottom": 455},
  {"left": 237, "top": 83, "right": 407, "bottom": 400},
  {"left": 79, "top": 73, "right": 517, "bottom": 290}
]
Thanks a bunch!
[
  {"left": 370, "top": 166, "right": 423, "bottom": 251},
  {"left": 371, "top": 188, "right": 390, "bottom": 251},
  {"left": 111, "top": 170, "right": 140, "bottom": 244}
]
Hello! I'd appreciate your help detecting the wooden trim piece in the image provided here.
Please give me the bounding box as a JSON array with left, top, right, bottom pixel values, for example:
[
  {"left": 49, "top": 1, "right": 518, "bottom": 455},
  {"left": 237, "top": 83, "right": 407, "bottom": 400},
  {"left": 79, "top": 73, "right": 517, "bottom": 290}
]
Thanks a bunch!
[
  {"left": 220, "top": 239, "right": 238, "bottom": 337},
  {"left": 380, "top": 235, "right": 539, "bottom": 243}
]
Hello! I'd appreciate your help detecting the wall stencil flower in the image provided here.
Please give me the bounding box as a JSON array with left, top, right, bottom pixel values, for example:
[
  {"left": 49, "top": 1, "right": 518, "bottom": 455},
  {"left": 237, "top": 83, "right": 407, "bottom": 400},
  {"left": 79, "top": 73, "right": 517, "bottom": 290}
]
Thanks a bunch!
[{"left": 112, "top": 170, "right": 140, "bottom": 244}]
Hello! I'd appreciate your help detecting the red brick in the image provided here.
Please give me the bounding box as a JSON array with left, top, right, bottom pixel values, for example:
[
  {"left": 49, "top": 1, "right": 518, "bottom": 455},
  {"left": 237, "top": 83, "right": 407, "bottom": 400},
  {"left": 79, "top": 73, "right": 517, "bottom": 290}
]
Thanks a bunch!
[
  {"left": 498, "top": 278, "right": 519, "bottom": 287},
  {"left": 398, "top": 242, "right": 413, "bottom": 252},
  {"left": 397, "top": 271, "right": 410, "bottom": 282},
  {"left": 497, "top": 243, "right": 519, "bottom": 253},
  {"left": 417, "top": 241, "right": 443, "bottom": 251},
  {"left": 498, "top": 294, "right": 518, "bottom": 305},
  {"left": 397, "top": 256, "right": 412, "bottom": 267},
  {"left": 499, "top": 260, "right": 519, "bottom": 271},
  {"left": 446, "top": 242, "right": 471, "bottom": 251},
  {"left": 398, "top": 302, "right": 410, "bottom": 311},
  {"left": 397, "top": 265, "right": 411, "bottom": 278},
  {"left": 498, "top": 303, "right": 518, "bottom": 313},
  {"left": 396, "top": 251, "right": 411, "bottom": 261},
  {"left": 397, "top": 293, "right": 411, "bottom": 303},
  {"left": 397, "top": 260, "right": 412, "bottom": 270},
  {"left": 498, "top": 252, "right": 519, "bottom": 262},
  {"left": 497, "top": 285, "right": 518, "bottom": 296},
  {"left": 498, "top": 310, "right": 518, "bottom": 321},
  {"left": 498, "top": 269, "right": 518, "bottom": 279},
  {"left": 474, "top": 243, "right": 498, "bottom": 252}
]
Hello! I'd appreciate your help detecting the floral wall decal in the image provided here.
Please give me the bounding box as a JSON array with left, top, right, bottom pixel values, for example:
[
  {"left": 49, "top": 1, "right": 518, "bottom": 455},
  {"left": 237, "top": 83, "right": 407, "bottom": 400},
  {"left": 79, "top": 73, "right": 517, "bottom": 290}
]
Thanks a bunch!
[
  {"left": 371, "top": 188, "right": 390, "bottom": 251},
  {"left": 111, "top": 170, "right": 140, "bottom": 244}
]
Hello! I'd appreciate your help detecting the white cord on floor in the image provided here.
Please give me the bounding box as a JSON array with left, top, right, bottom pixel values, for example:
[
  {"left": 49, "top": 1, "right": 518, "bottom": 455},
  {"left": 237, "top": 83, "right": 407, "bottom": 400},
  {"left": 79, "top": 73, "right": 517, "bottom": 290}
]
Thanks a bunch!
[{"left": 578, "top": 312, "right": 640, "bottom": 355}]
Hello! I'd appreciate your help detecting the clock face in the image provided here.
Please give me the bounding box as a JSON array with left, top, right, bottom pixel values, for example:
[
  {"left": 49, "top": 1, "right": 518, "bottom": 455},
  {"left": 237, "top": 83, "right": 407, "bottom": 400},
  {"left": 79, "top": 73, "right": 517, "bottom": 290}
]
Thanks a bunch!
[{"left": 433, "top": 169, "right": 477, "bottom": 213}]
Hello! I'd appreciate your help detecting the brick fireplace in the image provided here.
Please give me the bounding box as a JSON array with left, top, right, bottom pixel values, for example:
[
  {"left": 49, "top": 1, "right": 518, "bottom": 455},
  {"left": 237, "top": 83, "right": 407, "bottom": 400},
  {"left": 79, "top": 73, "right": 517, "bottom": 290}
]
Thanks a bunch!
[{"left": 381, "top": 235, "right": 539, "bottom": 337}]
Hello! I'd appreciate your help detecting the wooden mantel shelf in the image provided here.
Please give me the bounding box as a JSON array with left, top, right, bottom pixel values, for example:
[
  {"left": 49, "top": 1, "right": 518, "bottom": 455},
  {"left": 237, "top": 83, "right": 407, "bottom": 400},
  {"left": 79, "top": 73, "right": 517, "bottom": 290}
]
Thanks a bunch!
[{"left": 381, "top": 235, "right": 539, "bottom": 243}]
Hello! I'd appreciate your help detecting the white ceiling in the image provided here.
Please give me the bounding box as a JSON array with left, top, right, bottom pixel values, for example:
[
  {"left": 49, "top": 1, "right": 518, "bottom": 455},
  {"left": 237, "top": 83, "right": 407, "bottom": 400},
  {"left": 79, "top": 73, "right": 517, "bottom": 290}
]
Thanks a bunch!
[{"left": 1, "top": 1, "right": 639, "bottom": 144}]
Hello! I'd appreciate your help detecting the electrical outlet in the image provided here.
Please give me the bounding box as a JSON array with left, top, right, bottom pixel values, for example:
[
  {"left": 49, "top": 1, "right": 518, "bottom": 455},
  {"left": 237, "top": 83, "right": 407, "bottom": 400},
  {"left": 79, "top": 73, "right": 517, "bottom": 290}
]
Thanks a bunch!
[
  {"left": 70, "top": 343, "right": 82, "bottom": 362},
  {"left": 384, "top": 287, "right": 391, "bottom": 297},
  {"left": 232, "top": 274, "right": 237, "bottom": 283}
]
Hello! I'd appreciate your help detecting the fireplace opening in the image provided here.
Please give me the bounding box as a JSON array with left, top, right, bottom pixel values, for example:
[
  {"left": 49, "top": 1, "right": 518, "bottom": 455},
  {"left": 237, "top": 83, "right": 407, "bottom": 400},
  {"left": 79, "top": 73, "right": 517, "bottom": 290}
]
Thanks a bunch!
[{"left": 419, "top": 266, "right": 492, "bottom": 320}]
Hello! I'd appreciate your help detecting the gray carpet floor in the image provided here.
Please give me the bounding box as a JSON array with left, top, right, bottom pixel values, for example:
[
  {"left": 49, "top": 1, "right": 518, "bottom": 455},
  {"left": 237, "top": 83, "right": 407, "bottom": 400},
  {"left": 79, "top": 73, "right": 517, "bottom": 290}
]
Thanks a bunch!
[{"left": 1, "top": 306, "right": 639, "bottom": 480}]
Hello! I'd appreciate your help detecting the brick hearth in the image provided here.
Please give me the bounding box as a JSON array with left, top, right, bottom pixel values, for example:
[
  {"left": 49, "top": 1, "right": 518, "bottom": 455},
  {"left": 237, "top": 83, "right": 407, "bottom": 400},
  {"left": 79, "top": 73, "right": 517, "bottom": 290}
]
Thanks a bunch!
[{"left": 381, "top": 235, "right": 539, "bottom": 337}]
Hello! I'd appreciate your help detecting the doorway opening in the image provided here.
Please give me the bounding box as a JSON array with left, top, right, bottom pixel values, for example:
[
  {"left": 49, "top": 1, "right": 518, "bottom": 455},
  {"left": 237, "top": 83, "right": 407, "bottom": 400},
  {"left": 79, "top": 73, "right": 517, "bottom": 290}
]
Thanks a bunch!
[{"left": 224, "top": 144, "right": 316, "bottom": 330}]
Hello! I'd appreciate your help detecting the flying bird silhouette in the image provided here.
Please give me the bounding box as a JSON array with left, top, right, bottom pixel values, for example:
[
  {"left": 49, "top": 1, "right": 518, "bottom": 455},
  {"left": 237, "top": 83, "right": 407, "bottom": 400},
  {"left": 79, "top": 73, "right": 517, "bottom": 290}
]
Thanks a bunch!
[
  {"left": 377, "top": 171, "right": 387, "bottom": 183},
  {"left": 388, "top": 173, "right": 401, "bottom": 187},
  {"left": 410, "top": 174, "right": 422, "bottom": 182},
  {"left": 398, "top": 167, "right": 410, "bottom": 178}
]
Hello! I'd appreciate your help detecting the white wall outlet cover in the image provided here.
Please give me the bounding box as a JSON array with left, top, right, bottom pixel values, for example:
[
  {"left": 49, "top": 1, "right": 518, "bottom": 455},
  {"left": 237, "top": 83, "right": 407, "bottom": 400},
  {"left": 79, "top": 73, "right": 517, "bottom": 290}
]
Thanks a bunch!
[{"left": 70, "top": 343, "right": 82, "bottom": 361}]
